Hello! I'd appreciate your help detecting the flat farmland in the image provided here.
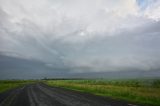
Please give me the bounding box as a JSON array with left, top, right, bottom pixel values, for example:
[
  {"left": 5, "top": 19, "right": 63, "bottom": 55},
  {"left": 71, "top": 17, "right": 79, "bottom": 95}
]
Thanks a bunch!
[{"left": 45, "top": 79, "right": 160, "bottom": 106}]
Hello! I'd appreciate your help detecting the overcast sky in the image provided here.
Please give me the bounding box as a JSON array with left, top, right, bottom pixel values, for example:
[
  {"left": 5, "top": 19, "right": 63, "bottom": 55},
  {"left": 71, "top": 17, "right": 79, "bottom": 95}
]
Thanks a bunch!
[{"left": 0, "top": 0, "right": 160, "bottom": 79}]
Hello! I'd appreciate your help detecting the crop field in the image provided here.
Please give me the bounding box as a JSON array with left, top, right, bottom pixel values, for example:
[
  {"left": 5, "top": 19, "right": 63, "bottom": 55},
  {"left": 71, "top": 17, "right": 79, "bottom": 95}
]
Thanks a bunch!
[
  {"left": 0, "top": 80, "right": 35, "bottom": 93},
  {"left": 45, "top": 79, "right": 160, "bottom": 106}
]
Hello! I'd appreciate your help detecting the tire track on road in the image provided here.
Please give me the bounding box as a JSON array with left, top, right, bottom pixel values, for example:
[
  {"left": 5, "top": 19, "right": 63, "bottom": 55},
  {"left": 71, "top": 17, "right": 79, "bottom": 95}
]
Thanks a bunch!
[{"left": 0, "top": 83, "right": 141, "bottom": 106}]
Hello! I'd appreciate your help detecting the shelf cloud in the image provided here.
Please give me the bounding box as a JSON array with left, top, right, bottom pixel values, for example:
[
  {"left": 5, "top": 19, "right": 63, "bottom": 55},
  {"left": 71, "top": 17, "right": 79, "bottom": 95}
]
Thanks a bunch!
[{"left": 0, "top": 0, "right": 160, "bottom": 79}]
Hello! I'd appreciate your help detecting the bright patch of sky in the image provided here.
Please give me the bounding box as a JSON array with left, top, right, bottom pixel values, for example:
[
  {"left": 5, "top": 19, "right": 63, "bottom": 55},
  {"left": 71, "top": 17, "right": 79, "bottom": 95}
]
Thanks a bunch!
[{"left": 136, "top": 0, "right": 157, "bottom": 10}]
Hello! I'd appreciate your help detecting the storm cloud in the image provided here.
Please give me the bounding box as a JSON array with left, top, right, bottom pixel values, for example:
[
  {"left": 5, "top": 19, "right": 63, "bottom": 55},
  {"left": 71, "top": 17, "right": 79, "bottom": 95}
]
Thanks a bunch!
[{"left": 0, "top": 0, "right": 160, "bottom": 79}]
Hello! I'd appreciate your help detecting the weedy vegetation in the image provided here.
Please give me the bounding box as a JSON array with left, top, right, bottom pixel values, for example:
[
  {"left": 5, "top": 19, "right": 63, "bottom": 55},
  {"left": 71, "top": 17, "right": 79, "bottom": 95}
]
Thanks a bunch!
[{"left": 45, "top": 79, "right": 160, "bottom": 106}]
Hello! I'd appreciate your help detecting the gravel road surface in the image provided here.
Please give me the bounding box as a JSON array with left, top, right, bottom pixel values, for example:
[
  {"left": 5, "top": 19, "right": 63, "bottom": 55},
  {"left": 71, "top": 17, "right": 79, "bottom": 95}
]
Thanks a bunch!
[{"left": 0, "top": 83, "right": 140, "bottom": 106}]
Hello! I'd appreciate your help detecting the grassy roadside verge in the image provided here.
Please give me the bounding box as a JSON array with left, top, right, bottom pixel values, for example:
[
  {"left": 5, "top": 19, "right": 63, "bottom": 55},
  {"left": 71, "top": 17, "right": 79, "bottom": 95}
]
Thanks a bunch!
[
  {"left": 45, "top": 79, "right": 160, "bottom": 106},
  {"left": 0, "top": 80, "right": 36, "bottom": 93}
]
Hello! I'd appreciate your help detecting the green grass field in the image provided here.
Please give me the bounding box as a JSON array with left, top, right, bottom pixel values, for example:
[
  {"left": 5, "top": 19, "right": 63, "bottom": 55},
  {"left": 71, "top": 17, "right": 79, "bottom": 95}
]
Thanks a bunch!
[
  {"left": 0, "top": 79, "right": 160, "bottom": 106},
  {"left": 0, "top": 80, "right": 35, "bottom": 93},
  {"left": 45, "top": 79, "right": 160, "bottom": 106}
]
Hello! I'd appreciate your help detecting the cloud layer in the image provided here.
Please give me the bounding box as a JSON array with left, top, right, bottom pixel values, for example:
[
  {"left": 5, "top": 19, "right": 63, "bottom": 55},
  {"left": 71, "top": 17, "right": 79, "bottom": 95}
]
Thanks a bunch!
[{"left": 0, "top": 0, "right": 160, "bottom": 78}]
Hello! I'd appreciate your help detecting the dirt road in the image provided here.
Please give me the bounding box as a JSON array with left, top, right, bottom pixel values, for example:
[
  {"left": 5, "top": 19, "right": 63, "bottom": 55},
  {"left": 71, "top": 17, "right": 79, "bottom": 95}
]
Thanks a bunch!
[{"left": 0, "top": 83, "right": 139, "bottom": 106}]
